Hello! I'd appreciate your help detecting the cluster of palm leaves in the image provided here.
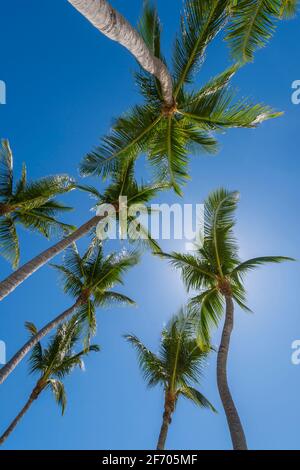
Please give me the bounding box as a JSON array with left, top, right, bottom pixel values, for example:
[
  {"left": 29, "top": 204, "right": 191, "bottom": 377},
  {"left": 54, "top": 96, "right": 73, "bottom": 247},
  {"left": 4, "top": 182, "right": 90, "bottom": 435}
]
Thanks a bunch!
[{"left": 0, "top": 0, "right": 298, "bottom": 451}]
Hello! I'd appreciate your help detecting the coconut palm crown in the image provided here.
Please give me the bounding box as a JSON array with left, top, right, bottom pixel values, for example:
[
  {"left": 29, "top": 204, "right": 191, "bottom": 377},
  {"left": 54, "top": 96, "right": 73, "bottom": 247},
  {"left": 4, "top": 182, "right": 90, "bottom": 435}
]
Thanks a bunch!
[
  {"left": 52, "top": 241, "right": 139, "bottom": 341},
  {"left": 0, "top": 139, "right": 75, "bottom": 268},
  {"left": 80, "top": 0, "right": 284, "bottom": 195},
  {"left": 125, "top": 308, "right": 216, "bottom": 450},
  {"left": 0, "top": 317, "right": 99, "bottom": 445},
  {"left": 161, "top": 188, "right": 294, "bottom": 341}
]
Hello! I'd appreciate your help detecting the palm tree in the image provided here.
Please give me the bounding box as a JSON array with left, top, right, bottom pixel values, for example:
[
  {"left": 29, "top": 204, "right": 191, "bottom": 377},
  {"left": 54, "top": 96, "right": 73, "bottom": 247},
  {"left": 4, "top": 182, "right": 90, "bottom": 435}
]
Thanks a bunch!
[
  {"left": 0, "top": 241, "right": 138, "bottom": 385},
  {"left": 160, "top": 188, "right": 293, "bottom": 450},
  {"left": 0, "top": 317, "right": 99, "bottom": 446},
  {"left": 0, "top": 139, "right": 75, "bottom": 268},
  {"left": 125, "top": 308, "right": 216, "bottom": 450},
  {"left": 80, "top": 0, "right": 283, "bottom": 196},
  {"left": 0, "top": 160, "right": 167, "bottom": 302}
]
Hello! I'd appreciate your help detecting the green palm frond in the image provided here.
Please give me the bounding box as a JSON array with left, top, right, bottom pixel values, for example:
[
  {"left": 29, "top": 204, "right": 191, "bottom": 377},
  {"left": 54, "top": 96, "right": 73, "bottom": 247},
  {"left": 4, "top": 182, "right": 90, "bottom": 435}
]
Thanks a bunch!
[
  {"left": 17, "top": 208, "right": 74, "bottom": 239},
  {"left": 138, "top": 0, "right": 162, "bottom": 59},
  {"left": 13, "top": 175, "right": 74, "bottom": 209},
  {"left": 226, "top": 0, "right": 281, "bottom": 63},
  {"left": 125, "top": 334, "right": 166, "bottom": 387},
  {"left": 127, "top": 215, "right": 162, "bottom": 254},
  {"left": 148, "top": 117, "right": 193, "bottom": 195},
  {"left": 231, "top": 256, "right": 295, "bottom": 276},
  {"left": 183, "top": 64, "right": 240, "bottom": 106},
  {"left": 80, "top": 105, "right": 161, "bottom": 178},
  {"left": 179, "top": 385, "right": 217, "bottom": 412},
  {"left": 181, "top": 88, "right": 282, "bottom": 130},
  {"left": 173, "top": 0, "right": 228, "bottom": 96},
  {"left": 204, "top": 188, "right": 240, "bottom": 277},
  {"left": 94, "top": 290, "right": 136, "bottom": 307},
  {"left": 278, "top": 0, "right": 298, "bottom": 17},
  {"left": 26, "top": 322, "right": 44, "bottom": 374},
  {"left": 0, "top": 217, "right": 20, "bottom": 269},
  {"left": 48, "top": 379, "right": 67, "bottom": 415},
  {"left": 0, "top": 139, "right": 13, "bottom": 200},
  {"left": 189, "top": 289, "right": 224, "bottom": 343},
  {"left": 159, "top": 252, "right": 215, "bottom": 291}
]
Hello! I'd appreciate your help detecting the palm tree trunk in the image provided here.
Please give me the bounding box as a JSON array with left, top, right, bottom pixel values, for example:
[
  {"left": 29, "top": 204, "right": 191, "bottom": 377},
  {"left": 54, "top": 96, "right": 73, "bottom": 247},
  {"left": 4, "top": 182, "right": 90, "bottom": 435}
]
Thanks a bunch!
[
  {"left": 0, "top": 383, "right": 41, "bottom": 445},
  {"left": 217, "top": 295, "right": 248, "bottom": 450},
  {"left": 157, "top": 410, "right": 172, "bottom": 450},
  {"left": 0, "top": 216, "right": 100, "bottom": 302},
  {"left": 67, "top": 0, "right": 174, "bottom": 106},
  {"left": 156, "top": 394, "right": 174, "bottom": 450},
  {"left": 0, "top": 299, "right": 83, "bottom": 385}
]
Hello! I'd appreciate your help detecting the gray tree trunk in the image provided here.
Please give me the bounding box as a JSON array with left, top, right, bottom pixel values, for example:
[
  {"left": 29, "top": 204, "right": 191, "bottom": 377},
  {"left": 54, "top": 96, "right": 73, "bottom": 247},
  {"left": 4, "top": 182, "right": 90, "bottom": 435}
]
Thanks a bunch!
[
  {"left": 217, "top": 295, "right": 248, "bottom": 450},
  {"left": 157, "top": 411, "right": 171, "bottom": 450},
  {"left": 0, "top": 299, "right": 83, "bottom": 385},
  {"left": 0, "top": 384, "right": 40, "bottom": 445},
  {"left": 68, "top": 0, "right": 174, "bottom": 106},
  {"left": 0, "top": 216, "right": 100, "bottom": 302}
]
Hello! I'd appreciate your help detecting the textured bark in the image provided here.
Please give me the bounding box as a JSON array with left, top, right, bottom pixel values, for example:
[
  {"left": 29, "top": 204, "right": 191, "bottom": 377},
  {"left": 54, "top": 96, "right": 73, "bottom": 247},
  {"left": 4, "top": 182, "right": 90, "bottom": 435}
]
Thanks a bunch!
[
  {"left": 0, "top": 299, "right": 83, "bottom": 385},
  {"left": 0, "top": 383, "right": 41, "bottom": 445},
  {"left": 68, "top": 0, "right": 174, "bottom": 106},
  {"left": 217, "top": 296, "right": 248, "bottom": 450},
  {"left": 156, "top": 393, "right": 175, "bottom": 450},
  {"left": 0, "top": 216, "right": 101, "bottom": 302}
]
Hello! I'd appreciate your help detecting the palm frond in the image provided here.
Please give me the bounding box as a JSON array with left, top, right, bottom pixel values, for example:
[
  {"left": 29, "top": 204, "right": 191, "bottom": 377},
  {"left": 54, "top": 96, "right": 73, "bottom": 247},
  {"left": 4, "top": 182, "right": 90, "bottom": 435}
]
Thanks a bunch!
[
  {"left": 278, "top": 0, "right": 298, "bottom": 18},
  {"left": 138, "top": 0, "right": 162, "bottom": 58},
  {"left": 181, "top": 88, "right": 282, "bottom": 130},
  {"left": 226, "top": 0, "right": 281, "bottom": 63},
  {"left": 160, "top": 252, "right": 215, "bottom": 291},
  {"left": 80, "top": 105, "right": 161, "bottom": 178},
  {"left": 0, "top": 139, "right": 13, "bottom": 200},
  {"left": 0, "top": 216, "right": 20, "bottom": 268},
  {"left": 231, "top": 256, "right": 295, "bottom": 276},
  {"left": 189, "top": 288, "right": 224, "bottom": 343},
  {"left": 173, "top": 0, "right": 228, "bottom": 96},
  {"left": 124, "top": 334, "right": 166, "bottom": 387},
  {"left": 48, "top": 379, "right": 67, "bottom": 415},
  {"left": 180, "top": 385, "right": 216, "bottom": 411},
  {"left": 94, "top": 290, "right": 136, "bottom": 308},
  {"left": 204, "top": 188, "right": 240, "bottom": 277}
]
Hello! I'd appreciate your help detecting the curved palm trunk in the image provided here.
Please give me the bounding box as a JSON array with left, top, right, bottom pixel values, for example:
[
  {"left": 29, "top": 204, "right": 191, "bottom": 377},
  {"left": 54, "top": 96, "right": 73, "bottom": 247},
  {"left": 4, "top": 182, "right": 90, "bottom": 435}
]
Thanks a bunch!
[
  {"left": 68, "top": 0, "right": 174, "bottom": 106},
  {"left": 156, "top": 393, "right": 175, "bottom": 450},
  {"left": 0, "top": 216, "right": 100, "bottom": 302},
  {"left": 0, "top": 299, "right": 83, "bottom": 385},
  {"left": 0, "top": 384, "right": 41, "bottom": 445},
  {"left": 217, "top": 295, "right": 248, "bottom": 450}
]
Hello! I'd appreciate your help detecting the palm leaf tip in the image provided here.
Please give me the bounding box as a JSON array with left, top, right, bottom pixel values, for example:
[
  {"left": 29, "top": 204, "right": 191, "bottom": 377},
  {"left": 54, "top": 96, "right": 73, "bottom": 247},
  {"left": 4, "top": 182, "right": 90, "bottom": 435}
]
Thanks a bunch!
[
  {"left": 226, "top": 0, "right": 281, "bottom": 63},
  {"left": 279, "top": 0, "right": 298, "bottom": 18}
]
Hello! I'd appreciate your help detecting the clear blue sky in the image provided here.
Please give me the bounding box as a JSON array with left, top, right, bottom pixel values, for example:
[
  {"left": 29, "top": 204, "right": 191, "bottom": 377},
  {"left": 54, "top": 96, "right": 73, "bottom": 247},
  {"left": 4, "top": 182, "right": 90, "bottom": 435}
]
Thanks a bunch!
[{"left": 0, "top": 0, "right": 299, "bottom": 450}]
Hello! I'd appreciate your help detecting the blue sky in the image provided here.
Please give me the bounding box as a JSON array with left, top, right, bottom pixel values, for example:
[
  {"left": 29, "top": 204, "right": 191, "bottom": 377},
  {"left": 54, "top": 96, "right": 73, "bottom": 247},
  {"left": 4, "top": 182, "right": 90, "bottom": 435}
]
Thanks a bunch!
[{"left": 0, "top": 0, "right": 299, "bottom": 450}]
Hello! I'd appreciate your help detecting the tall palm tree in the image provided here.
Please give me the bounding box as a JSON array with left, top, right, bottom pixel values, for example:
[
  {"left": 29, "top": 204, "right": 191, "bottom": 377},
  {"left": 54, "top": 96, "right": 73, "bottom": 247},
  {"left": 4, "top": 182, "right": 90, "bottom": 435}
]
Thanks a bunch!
[
  {"left": 160, "top": 189, "right": 293, "bottom": 450},
  {"left": 0, "top": 139, "right": 75, "bottom": 268},
  {"left": 80, "top": 0, "right": 282, "bottom": 195},
  {"left": 0, "top": 241, "right": 138, "bottom": 385},
  {"left": 125, "top": 308, "right": 216, "bottom": 450},
  {"left": 0, "top": 160, "right": 167, "bottom": 302},
  {"left": 0, "top": 317, "right": 99, "bottom": 446}
]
